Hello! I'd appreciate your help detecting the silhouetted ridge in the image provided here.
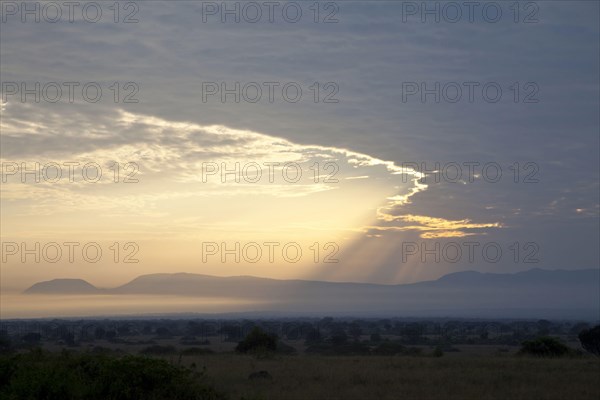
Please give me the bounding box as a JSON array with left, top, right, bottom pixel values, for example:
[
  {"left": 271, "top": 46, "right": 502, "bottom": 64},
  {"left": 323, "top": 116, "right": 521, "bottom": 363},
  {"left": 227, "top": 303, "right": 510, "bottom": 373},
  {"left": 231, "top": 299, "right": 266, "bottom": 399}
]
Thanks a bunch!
[
  {"left": 24, "top": 279, "right": 102, "bottom": 294},
  {"left": 22, "top": 269, "right": 599, "bottom": 319}
]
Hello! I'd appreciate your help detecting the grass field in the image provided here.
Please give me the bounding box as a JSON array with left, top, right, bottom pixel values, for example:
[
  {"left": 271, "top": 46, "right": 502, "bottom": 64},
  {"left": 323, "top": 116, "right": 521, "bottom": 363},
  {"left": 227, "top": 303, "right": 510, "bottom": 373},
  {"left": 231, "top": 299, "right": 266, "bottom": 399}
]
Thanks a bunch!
[
  {"left": 3, "top": 320, "right": 599, "bottom": 399},
  {"left": 174, "top": 354, "right": 600, "bottom": 400}
]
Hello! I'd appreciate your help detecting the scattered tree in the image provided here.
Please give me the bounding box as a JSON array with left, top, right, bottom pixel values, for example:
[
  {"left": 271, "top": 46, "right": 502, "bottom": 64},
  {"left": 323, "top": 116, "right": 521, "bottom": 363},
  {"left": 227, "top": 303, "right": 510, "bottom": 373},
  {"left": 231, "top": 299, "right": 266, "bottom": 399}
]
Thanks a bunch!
[
  {"left": 21, "top": 333, "right": 41, "bottom": 346},
  {"left": 519, "top": 336, "right": 571, "bottom": 357},
  {"left": 578, "top": 325, "right": 600, "bottom": 357},
  {"left": 235, "top": 327, "right": 277, "bottom": 353},
  {"left": 305, "top": 328, "right": 321, "bottom": 344},
  {"left": 94, "top": 327, "right": 106, "bottom": 340},
  {"left": 330, "top": 330, "right": 348, "bottom": 346},
  {"left": 432, "top": 346, "right": 444, "bottom": 358},
  {"left": 370, "top": 333, "right": 382, "bottom": 343}
]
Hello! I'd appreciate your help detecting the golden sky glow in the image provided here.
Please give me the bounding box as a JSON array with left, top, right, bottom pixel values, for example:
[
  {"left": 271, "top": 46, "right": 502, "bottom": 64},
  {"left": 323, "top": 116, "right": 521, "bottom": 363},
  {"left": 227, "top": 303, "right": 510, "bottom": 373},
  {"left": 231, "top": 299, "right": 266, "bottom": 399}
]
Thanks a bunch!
[{"left": 0, "top": 104, "right": 502, "bottom": 289}]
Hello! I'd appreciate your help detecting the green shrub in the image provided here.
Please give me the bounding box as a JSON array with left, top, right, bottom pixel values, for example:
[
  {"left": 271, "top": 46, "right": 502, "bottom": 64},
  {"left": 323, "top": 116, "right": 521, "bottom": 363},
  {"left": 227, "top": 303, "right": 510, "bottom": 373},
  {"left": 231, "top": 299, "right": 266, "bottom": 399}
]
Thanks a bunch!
[{"left": 0, "top": 350, "right": 225, "bottom": 400}]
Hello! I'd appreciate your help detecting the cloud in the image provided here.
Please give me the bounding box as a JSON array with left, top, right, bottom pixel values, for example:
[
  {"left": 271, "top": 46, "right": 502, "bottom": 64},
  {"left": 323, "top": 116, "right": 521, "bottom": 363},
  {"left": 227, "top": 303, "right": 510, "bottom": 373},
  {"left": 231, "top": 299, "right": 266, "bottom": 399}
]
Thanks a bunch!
[
  {"left": 0, "top": 104, "right": 429, "bottom": 236},
  {"left": 365, "top": 214, "right": 501, "bottom": 238},
  {"left": 1, "top": 1, "right": 598, "bottom": 276}
]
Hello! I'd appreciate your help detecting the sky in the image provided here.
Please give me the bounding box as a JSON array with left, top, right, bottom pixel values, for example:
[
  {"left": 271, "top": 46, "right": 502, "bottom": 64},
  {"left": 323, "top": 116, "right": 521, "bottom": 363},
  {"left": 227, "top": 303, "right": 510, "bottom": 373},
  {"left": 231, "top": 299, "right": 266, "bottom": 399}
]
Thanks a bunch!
[{"left": 0, "top": 0, "right": 599, "bottom": 295}]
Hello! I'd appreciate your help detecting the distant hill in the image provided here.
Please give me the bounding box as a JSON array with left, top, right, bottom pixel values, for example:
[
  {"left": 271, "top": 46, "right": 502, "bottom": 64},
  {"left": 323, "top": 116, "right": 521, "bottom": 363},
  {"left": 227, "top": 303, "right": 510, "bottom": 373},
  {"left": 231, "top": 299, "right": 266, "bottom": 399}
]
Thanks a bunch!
[
  {"left": 23, "top": 269, "right": 600, "bottom": 319},
  {"left": 24, "top": 279, "right": 103, "bottom": 295}
]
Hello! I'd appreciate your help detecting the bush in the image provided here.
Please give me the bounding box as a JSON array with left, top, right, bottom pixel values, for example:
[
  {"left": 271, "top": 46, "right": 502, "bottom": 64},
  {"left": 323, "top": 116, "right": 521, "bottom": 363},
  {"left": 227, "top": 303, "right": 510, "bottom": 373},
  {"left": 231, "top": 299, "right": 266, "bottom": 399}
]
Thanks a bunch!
[
  {"left": 519, "top": 336, "right": 571, "bottom": 357},
  {"left": 578, "top": 325, "right": 600, "bottom": 357},
  {"left": 235, "top": 327, "right": 277, "bottom": 354},
  {"left": 0, "top": 350, "right": 225, "bottom": 399},
  {"left": 0, "top": 334, "right": 12, "bottom": 355},
  {"left": 432, "top": 346, "right": 444, "bottom": 358}
]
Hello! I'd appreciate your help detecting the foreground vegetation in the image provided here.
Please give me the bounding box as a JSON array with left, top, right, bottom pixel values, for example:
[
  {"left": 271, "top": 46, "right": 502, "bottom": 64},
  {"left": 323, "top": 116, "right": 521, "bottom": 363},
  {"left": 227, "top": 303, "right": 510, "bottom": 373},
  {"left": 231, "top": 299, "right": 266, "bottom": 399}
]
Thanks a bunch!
[
  {"left": 0, "top": 350, "right": 225, "bottom": 400},
  {"left": 0, "top": 349, "right": 598, "bottom": 400},
  {"left": 188, "top": 353, "right": 600, "bottom": 400},
  {"left": 1, "top": 318, "right": 598, "bottom": 399}
]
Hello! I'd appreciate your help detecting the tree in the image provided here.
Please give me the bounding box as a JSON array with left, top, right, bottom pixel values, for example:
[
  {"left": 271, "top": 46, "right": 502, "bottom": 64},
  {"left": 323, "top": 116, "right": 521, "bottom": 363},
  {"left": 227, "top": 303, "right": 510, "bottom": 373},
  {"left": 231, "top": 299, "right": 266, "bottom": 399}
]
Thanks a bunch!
[
  {"left": 432, "top": 346, "right": 444, "bottom": 358},
  {"left": 0, "top": 332, "right": 11, "bottom": 354},
  {"left": 21, "top": 333, "right": 41, "bottom": 346},
  {"left": 61, "top": 331, "right": 75, "bottom": 346},
  {"left": 402, "top": 323, "right": 424, "bottom": 344},
  {"left": 235, "top": 327, "right": 277, "bottom": 353},
  {"left": 349, "top": 323, "right": 362, "bottom": 341},
  {"left": 155, "top": 327, "right": 172, "bottom": 337},
  {"left": 370, "top": 333, "right": 382, "bottom": 343},
  {"left": 330, "top": 329, "right": 348, "bottom": 346},
  {"left": 570, "top": 322, "right": 590, "bottom": 335},
  {"left": 305, "top": 327, "right": 321, "bottom": 344},
  {"left": 519, "top": 336, "right": 571, "bottom": 357},
  {"left": 536, "top": 319, "right": 551, "bottom": 336},
  {"left": 578, "top": 325, "right": 600, "bottom": 357},
  {"left": 95, "top": 327, "right": 106, "bottom": 340}
]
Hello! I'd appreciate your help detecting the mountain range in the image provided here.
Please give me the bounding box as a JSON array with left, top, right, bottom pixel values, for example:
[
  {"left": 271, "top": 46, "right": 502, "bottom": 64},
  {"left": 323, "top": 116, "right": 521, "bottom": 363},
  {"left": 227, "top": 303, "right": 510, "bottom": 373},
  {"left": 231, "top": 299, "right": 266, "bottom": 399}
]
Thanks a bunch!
[{"left": 23, "top": 268, "right": 600, "bottom": 319}]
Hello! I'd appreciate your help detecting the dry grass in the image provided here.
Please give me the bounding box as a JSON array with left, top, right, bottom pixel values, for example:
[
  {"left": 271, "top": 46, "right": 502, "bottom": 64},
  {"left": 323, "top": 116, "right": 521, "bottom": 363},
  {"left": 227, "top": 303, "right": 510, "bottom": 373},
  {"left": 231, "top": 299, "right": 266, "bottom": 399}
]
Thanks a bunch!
[{"left": 176, "top": 354, "right": 600, "bottom": 400}]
